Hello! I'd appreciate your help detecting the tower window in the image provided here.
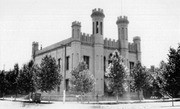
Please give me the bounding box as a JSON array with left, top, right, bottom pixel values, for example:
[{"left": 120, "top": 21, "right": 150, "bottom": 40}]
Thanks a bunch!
[
  {"left": 93, "top": 22, "right": 94, "bottom": 34},
  {"left": 96, "top": 21, "right": 99, "bottom": 33},
  {"left": 122, "top": 28, "right": 125, "bottom": 39},
  {"left": 126, "top": 28, "right": 128, "bottom": 40},
  {"left": 66, "top": 56, "right": 69, "bottom": 70},
  {"left": 100, "top": 22, "right": 103, "bottom": 35},
  {"left": 77, "top": 29, "right": 80, "bottom": 38},
  {"left": 58, "top": 58, "right": 61, "bottom": 70},
  {"left": 83, "top": 56, "right": 90, "bottom": 69},
  {"left": 104, "top": 56, "right": 106, "bottom": 72}
]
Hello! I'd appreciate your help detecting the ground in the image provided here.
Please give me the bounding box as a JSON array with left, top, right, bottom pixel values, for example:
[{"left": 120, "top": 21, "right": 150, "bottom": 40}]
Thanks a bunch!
[{"left": 0, "top": 100, "right": 180, "bottom": 109}]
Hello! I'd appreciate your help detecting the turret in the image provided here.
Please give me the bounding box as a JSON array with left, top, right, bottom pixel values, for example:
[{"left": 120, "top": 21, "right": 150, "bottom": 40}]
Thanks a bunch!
[
  {"left": 116, "top": 16, "right": 129, "bottom": 66},
  {"left": 32, "top": 42, "right": 39, "bottom": 60},
  {"left": 91, "top": 8, "right": 105, "bottom": 95},
  {"left": 116, "top": 16, "right": 129, "bottom": 49},
  {"left": 133, "top": 36, "right": 141, "bottom": 62},
  {"left": 72, "top": 21, "right": 81, "bottom": 41},
  {"left": 91, "top": 8, "right": 105, "bottom": 44}
]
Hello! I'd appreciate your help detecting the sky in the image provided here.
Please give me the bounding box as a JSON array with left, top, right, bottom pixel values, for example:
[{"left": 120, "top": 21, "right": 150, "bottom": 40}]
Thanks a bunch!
[{"left": 0, "top": 0, "right": 180, "bottom": 70}]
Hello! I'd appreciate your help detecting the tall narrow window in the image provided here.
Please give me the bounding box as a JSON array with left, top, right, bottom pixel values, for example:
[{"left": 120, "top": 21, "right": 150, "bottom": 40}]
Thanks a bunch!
[
  {"left": 77, "top": 29, "right": 79, "bottom": 38},
  {"left": 129, "top": 62, "right": 134, "bottom": 72},
  {"left": 96, "top": 21, "right": 99, "bottom": 33},
  {"left": 93, "top": 22, "right": 94, "bottom": 34},
  {"left": 100, "top": 22, "right": 103, "bottom": 35},
  {"left": 104, "top": 56, "right": 106, "bottom": 72},
  {"left": 83, "top": 56, "right": 89, "bottom": 69},
  {"left": 66, "top": 79, "right": 69, "bottom": 91},
  {"left": 57, "top": 86, "right": 60, "bottom": 92},
  {"left": 58, "top": 58, "right": 61, "bottom": 70},
  {"left": 66, "top": 56, "right": 69, "bottom": 70},
  {"left": 108, "top": 53, "right": 113, "bottom": 64},
  {"left": 126, "top": 28, "right": 128, "bottom": 40},
  {"left": 122, "top": 28, "right": 124, "bottom": 39}
]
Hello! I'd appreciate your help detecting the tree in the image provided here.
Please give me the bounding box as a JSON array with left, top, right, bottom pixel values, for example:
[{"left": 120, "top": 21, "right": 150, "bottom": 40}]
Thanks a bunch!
[
  {"left": 70, "top": 61, "right": 95, "bottom": 102},
  {"left": 0, "top": 71, "right": 8, "bottom": 99},
  {"left": 38, "top": 55, "right": 62, "bottom": 93},
  {"left": 162, "top": 44, "right": 180, "bottom": 106},
  {"left": 17, "top": 60, "right": 39, "bottom": 95},
  {"left": 164, "top": 44, "right": 180, "bottom": 98},
  {"left": 131, "top": 61, "right": 149, "bottom": 101},
  {"left": 106, "top": 50, "right": 127, "bottom": 102}
]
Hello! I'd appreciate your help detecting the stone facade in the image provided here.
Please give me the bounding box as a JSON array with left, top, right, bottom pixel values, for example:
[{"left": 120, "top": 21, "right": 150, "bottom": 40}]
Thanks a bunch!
[{"left": 32, "top": 8, "right": 141, "bottom": 96}]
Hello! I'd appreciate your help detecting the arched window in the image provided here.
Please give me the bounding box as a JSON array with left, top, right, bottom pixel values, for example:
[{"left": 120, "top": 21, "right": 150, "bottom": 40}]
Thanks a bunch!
[
  {"left": 100, "top": 22, "right": 103, "bottom": 35},
  {"left": 96, "top": 21, "right": 99, "bottom": 33}
]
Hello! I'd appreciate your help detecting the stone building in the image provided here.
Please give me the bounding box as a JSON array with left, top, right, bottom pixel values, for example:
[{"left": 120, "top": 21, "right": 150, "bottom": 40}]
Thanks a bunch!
[{"left": 32, "top": 8, "right": 141, "bottom": 96}]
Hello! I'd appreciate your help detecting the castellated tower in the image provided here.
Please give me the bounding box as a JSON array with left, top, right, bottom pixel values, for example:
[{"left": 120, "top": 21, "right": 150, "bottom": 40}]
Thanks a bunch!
[
  {"left": 133, "top": 36, "right": 141, "bottom": 62},
  {"left": 116, "top": 16, "right": 129, "bottom": 66},
  {"left": 32, "top": 42, "right": 39, "bottom": 60},
  {"left": 91, "top": 8, "right": 105, "bottom": 95},
  {"left": 71, "top": 21, "right": 81, "bottom": 69}
]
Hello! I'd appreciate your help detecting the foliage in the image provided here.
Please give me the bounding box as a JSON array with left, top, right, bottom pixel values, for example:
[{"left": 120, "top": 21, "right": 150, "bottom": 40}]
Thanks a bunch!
[
  {"left": 0, "top": 71, "right": 8, "bottom": 97},
  {"left": 17, "top": 60, "right": 39, "bottom": 94},
  {"left": 70, "top": 61, "right": 95, "bottom": 95},
  {"left": 163, "top": 44, "right": 180, "bottom": 97},
  {"left": 106, "top": 50, "right": 127, "bottom": 96},
  {"left": 4, "top": 64, "right": 19, "bottom": 95},
  {"left": 38, "top": 55, "right": 62, "bottom": 92},
  {"left": 131, "top": 61, "right": 149, "bottom": 99}
]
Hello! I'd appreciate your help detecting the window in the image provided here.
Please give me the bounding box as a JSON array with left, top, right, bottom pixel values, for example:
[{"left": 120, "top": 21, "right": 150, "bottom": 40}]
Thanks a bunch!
[
  {"left": 58, "top": 58, "right": 61, "bottom": 70},
  {"left": 96, "top": 21, "right": 99, "bottom": 33},
  {"left": 100, "top": 22, "right": 103, "bottom": 35},
  {"left": 66, "top": 79, "right": 69, "bottom": 91},
  {"left": 129, "top": 62, "right": 134, "bottom": 72},
  {"left": 126, "top": 28, "right": 128, "bottom": 40},
  {"left": 57, "top": 86, "right": 60, "bottom": 92},
  {"left": 93, "top": 22, "right": 94, "bottom": 34},
  {"left": 104, "top": 56, "right": 106, "bottom": 72},
  {"left": 83, "top": 56, "right": 89, "bottom": 69},
  {"left": 122, "top": 28, "right": 124, "bottom": 39},
  {"left": 108, "top": 53, "right": 112, "bottom": 64},
  {"left": 66, "top": 56, "right": 69, "bottom": 70}
]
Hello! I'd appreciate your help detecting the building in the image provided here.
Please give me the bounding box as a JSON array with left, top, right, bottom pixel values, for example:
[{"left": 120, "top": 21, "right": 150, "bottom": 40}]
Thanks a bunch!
[{"left": 32, "top": 8, "right": 141, "bottom": 96}]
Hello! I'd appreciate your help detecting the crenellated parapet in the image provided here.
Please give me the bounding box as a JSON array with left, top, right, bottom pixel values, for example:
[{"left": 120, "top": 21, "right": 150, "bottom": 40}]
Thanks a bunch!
[
  {"left": 80, "top": 32, "right": 93, "bottom": 45},
  {"left": 91, "top": 8, "right": 105, "bottom": 18},
  {"left": 128, "top": 42, "right": 137, "bottom": 53},
  {"left": 72, "top": 21, "right": 81, "bottom": 27},
  {"left": 116, "top": 16, "right": 129, "bottom": 24},
  {"left": 104, "top": 38, "right": 118, "bottom": 49}
]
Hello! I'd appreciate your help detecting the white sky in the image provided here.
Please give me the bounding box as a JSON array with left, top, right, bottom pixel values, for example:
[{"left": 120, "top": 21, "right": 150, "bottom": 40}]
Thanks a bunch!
[{"left": 0, "top": 0, "right": 180, "bottom": 70}]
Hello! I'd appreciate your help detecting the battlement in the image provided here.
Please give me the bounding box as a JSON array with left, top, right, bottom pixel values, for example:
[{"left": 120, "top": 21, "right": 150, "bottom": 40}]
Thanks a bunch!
[
  {"left": 128, "top": 42, "right": 137, "bottom": 53},
  {"left": 32, "top": 41, "right": 39, "bottom": 45},
  {"left": 116, "top": 16, "right": 129, "bottom": 24},
  {"left": 72, "top": 21, "right": 81, "bottom": 27},
  {"left": 133, "top": 36, "right": 141, "bottom": 41},
  {"left": 92, "top": 8, "right": 104, "bottom": 13},
  {"left": 91, "top": 8, "right": 105, "bottom": 18},
  {"left": 104, "top": 38, "right": 118, "bottom": 49},
  {"left": 80, "top": 32, "right": 93, "bottom": 45}
]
